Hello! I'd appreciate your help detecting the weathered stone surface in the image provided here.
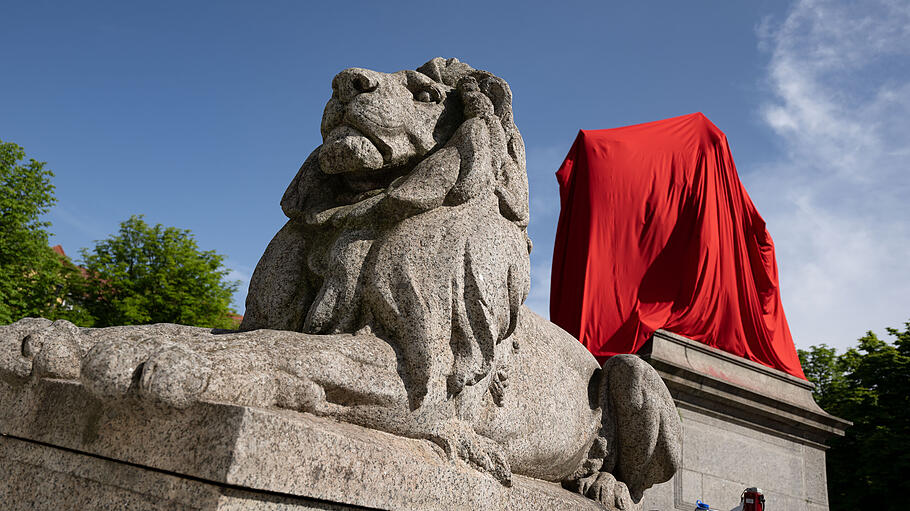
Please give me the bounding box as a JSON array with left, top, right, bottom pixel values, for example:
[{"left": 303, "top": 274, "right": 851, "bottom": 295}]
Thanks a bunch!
[
  {"left": 3, "top": 435, "right": 347, "bottom": 511},
  {"left": 2, "top": 379, "right": 603, "bottom": 510},
  {"left": 638, "top": 330, "right": 850, "bottom": 511},
  {"left": 243, "top": 57, "right": 533, "bottom": 419},
  {"left": 0, "top": 58, "right": 683, "bottom": 509},
  {"left": 240, "top": 57, "right": 682, "bottom": 505},
  {"left": 0, "top": 310, "right": 679, "bottom": 509},
  {"left": 599, "top": 355, "right": 680, "bottom": 502}
]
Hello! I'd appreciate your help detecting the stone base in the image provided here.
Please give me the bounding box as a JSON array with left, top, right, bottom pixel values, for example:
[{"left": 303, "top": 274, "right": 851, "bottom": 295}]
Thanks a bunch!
[
  {"left": 638, "top": 330, "right": 850, "bottom": 511},
  {"left": 0, "top": 379, "right": 601, "bottom": 510},
  {"left": 1, "top": 435, "right": 350, "bottom": 510}
]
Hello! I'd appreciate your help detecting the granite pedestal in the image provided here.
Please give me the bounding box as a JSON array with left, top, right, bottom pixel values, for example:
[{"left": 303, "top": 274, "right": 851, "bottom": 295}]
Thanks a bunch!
[
  {"left": 0, "top": 379, "right": 602, "bottom": 510},
  {"left": 638, "top": 330, "right": 850, "bottom": 511}
]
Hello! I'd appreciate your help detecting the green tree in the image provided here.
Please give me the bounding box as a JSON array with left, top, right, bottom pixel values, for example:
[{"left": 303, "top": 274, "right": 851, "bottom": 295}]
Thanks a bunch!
[
  {"left": 798, "top": 322, "right": 910, "bottom": 511},
  {"left": 78, "top": 215, "right": 238, "bottom": 329},
  {"left": 0, "top": 139, "right": 90, "bottom": 325}
]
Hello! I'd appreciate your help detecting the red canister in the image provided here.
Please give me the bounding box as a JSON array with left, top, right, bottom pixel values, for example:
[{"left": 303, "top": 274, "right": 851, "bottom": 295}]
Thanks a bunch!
[{"left": 741, "top": 487, "right": 765, "bottom": 511}]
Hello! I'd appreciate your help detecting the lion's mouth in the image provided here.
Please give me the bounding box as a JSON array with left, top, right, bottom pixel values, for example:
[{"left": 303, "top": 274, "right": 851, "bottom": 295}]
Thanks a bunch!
[{"left": 334, "top": 164, "right": 410, "bottom": 205}]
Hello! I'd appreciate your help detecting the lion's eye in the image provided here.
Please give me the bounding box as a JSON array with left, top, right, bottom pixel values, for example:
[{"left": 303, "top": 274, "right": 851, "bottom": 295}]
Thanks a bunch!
[{"left": 413, "top": 87, "right": 441, "bottom": 103}]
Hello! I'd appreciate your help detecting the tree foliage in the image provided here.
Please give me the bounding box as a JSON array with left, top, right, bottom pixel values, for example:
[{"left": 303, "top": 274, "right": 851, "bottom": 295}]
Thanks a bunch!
[
  {"left": 1, "top": 140, "right": 238, "bottom": 329},
  {"left": 0, "top": 139, "right": 89, "bottom": 325},
  {"left": 78, "top": 215, "right": 239, "bottom": 329},
  {"left": 798, "top": 322, "right": 910, "bottom": 511}
]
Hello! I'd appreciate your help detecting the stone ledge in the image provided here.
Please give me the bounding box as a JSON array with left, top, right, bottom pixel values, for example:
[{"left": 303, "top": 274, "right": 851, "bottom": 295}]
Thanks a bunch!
[
  {"left": 638, "top": 330, "right": 850, "bottom": 447},
  {"left": 1, "top": 434, "right": 358, "bottom": 511},
  {"left": 638, "top": 331, "right": 848, "bottom": 511},
  {"left": 0, "top": 379, "right": 603, "bottom": 510}
]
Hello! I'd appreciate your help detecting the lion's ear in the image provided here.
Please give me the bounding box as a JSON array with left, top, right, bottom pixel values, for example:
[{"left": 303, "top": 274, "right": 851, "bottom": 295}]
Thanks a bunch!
[
  {"left": 420, "top": 59, "right": 530, "bottom": 227},
  {"left": 474, "top": 73, "right": 513, "bottom": 125},
  {"left": 417, "top": 57, "right": 474, "bottom": 86}
]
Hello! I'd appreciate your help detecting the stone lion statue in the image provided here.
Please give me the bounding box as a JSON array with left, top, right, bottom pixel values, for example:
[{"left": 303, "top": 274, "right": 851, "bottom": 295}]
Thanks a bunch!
[
  {"left": 0, "top": 58, "right": 680, "bottom": 510},
  {"left": 242, "top": 57, "right": 533, "bottom": 410}
]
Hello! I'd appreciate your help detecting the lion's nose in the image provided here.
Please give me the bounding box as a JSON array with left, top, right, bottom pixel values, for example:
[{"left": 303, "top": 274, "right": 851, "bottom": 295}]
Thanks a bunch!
[{"left": 332, "top": 68, "right": 380, "bottom": 102}]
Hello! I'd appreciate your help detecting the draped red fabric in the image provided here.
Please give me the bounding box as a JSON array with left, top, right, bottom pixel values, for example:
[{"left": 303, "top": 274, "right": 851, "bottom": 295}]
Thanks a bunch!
[{"left": 549, "top": 113, "right": 806, "bottom": 379}]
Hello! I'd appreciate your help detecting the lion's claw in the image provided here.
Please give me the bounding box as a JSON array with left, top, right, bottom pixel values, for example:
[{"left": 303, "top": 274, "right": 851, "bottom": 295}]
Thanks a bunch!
[
  {"left": 0, "top": 318, "right": 85, "bottom": 383},
  {"left": 576, "top": 472, "right": 641, "bottom": 511},
  {"left": 138, "top": 344, "right": 211, "bottom": 407},
  {"left": 81, "top": 338, "right": 161, "bottom": 399},
  {"left": 81, "top": 337, "right": 211, "bottom": 408},
  {"left": 422, "top": 418, "right": 512, "bottom": 486}
]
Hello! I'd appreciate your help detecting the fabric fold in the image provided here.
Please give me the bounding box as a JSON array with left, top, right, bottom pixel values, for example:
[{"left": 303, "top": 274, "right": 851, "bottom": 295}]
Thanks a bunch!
[{"left": 550, "top": 112, "right": 806, "bottom": 379}]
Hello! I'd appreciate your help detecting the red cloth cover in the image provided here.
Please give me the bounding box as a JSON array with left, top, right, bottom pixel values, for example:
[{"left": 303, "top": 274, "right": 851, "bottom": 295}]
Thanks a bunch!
[{"left": 550, "top": 113, "right": 806, "bottom": 379}]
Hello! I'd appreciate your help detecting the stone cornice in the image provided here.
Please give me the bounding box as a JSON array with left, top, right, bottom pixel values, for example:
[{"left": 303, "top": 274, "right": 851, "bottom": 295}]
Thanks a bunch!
[{"left": 638, "top": 330, "right": 851, "bottom": 448}]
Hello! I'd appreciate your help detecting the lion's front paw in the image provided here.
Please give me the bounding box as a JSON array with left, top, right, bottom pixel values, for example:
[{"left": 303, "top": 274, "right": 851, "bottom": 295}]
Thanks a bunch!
[
  {"left": 0, "top": 318, "right": 85, "bottom": 384},
  {"left": 421, "top": 417, "right": 512, "bottom": 487},
  {"left": 577, "top": 472, "right": 642, "bottom": 511},
  {"left": 81, "top": 337, "right": 211, "bottom": 408}
]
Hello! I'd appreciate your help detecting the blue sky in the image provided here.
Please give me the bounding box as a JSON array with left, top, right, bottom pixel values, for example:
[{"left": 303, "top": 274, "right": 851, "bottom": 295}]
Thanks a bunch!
[{"left": 2, "top": 0, "right": 908, "bottom": 352}]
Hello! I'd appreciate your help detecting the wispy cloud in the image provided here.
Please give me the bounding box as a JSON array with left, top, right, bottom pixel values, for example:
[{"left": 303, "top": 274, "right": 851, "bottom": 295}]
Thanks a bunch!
[
  {"left": 48, "top": 205, "right": 107, "bottom": 242},
  {"left": 750, "top": 0, "right": 910, "bottom": 350}
]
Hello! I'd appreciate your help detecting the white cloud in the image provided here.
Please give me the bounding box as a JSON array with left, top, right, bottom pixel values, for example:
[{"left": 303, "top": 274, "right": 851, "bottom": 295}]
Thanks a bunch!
[
  {"left": 750, "top": 0, "right": 910, "bottom": 350},
  {"left": 48, "top": 205, "right": 107, "bottom": 242}
]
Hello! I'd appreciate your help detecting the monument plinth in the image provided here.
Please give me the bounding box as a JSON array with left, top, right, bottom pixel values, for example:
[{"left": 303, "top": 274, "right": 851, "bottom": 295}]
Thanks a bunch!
[
  {"left": 639, "top": 330, "right": 850, "bottom": 511},
  {"left": 1, "top": 379, "right": 603, "bottom": 510}
]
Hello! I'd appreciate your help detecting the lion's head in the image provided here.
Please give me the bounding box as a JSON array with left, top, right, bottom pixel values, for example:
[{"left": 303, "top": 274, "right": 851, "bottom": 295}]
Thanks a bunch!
[
  {"left": 318, "top": 66, "right": 456, "bottom": 177},
  {"left": 280, "top": 57, "right": 529, "bottom": 230}
]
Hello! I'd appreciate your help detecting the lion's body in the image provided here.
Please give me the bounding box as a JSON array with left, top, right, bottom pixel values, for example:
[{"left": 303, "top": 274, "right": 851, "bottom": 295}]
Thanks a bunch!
[{"left": 477, "top": 307, "right": 602, "bottom": 480}]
